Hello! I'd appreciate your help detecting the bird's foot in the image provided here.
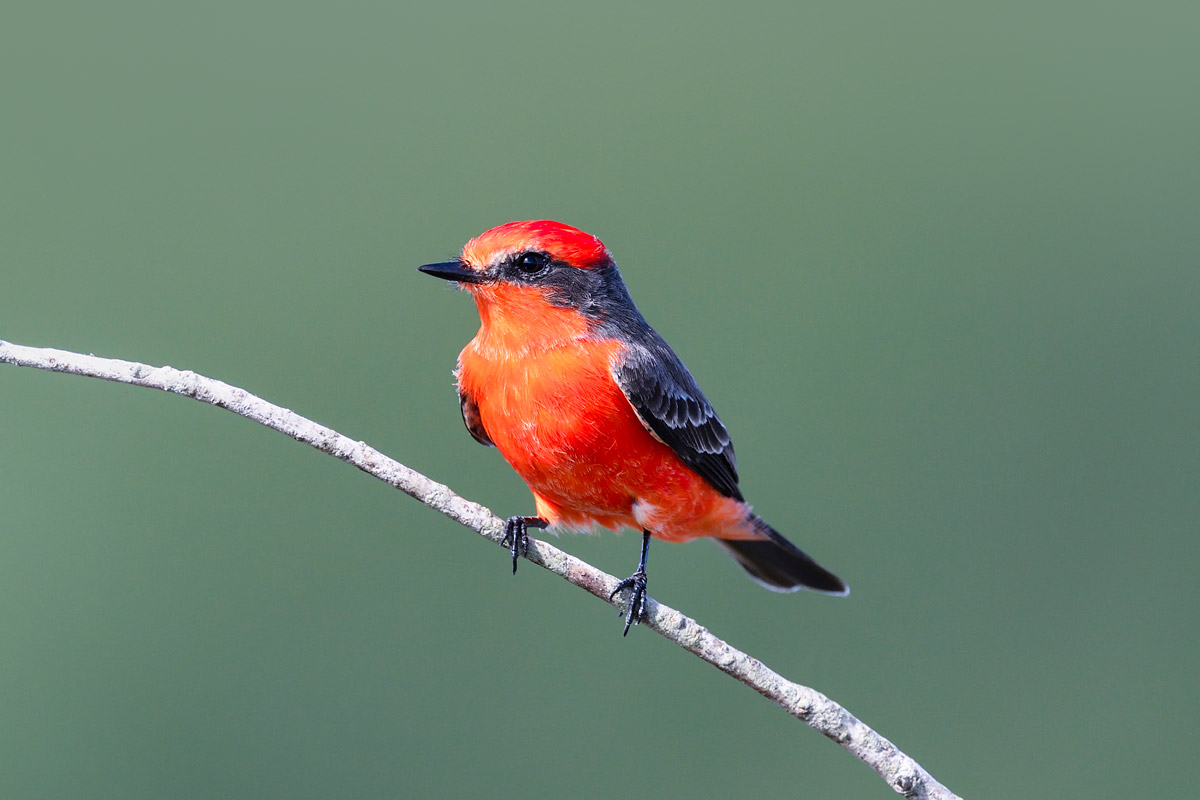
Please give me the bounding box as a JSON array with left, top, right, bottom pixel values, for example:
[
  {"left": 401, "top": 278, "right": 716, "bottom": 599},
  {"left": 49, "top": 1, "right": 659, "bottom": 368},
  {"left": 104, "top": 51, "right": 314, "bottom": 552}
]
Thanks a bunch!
[
  {"left": 501, "top": 516, "right": 546, "bottom": 574},
  {"left": 609, "top": 569, "right": 648, "bottom": 636}
]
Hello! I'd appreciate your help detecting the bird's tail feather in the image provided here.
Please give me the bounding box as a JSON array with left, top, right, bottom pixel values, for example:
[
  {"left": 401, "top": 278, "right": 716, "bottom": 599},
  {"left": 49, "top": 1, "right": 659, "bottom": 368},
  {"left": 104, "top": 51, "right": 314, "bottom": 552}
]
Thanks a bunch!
[{"left": 716, "top": 515, "right": 848, "bottom": 595}]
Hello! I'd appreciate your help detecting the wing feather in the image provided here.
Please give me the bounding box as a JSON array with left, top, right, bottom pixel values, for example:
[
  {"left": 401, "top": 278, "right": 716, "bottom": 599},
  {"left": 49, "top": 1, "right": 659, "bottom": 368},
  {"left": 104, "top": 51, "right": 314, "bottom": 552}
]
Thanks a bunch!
[
  {"left": 611, "top": 334, "right": 742, "bottom": 501},
  {"left": 459, "top": 391, "right": 494, "bottom": 447}
]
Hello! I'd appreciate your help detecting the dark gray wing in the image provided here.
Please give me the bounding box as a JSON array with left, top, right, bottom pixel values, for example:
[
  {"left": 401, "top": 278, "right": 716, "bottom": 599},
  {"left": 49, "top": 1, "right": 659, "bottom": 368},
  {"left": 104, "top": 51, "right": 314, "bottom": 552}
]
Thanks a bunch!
[
  {"left": 459, "top": 391, "right": 494, "bottom": 447},
  {"left": 612, "top": 334, "right": 742, "bottom": 501}
]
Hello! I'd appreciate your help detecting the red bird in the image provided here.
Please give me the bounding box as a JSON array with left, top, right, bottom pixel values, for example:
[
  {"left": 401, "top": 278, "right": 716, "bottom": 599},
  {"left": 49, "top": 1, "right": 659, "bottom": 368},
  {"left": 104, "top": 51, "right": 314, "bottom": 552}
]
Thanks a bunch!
[{"left": 419, "top": 220, "right": 847, "bottom": 633}]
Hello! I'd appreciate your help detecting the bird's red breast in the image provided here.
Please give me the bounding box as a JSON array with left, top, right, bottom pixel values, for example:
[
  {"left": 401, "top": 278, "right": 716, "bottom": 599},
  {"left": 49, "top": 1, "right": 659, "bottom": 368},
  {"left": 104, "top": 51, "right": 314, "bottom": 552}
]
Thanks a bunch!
[{"left": 456, "top": 281, "right": 755, "bottom": 543}]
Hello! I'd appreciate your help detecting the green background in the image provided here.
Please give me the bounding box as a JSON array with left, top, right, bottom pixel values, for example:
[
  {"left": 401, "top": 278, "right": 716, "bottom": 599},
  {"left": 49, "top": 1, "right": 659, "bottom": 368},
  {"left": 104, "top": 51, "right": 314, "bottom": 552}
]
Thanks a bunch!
[{"left": 2, "top": 2, "right": 1196, "bottom": 797}]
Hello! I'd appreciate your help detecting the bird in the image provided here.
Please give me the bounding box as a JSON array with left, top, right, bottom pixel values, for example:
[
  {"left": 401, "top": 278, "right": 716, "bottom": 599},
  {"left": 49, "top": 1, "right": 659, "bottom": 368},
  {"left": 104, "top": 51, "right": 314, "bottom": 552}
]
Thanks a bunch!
[{"left": 418, "top": 220, "right": 847, "bottom": 634}]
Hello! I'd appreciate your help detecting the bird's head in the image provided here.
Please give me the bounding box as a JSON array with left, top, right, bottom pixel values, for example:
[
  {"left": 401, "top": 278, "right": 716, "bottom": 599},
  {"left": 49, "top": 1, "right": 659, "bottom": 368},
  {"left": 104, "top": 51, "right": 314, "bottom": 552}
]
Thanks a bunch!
[{"left": 419, "top": 220, "right": 640, "bottom": 334}]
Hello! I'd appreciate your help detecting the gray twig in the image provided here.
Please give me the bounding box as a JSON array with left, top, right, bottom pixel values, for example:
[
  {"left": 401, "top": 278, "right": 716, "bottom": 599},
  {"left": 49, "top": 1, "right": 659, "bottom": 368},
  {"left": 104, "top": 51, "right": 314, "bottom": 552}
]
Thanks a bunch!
[{"left": 0, "top": 338, "right": 961, "bottom": 800}]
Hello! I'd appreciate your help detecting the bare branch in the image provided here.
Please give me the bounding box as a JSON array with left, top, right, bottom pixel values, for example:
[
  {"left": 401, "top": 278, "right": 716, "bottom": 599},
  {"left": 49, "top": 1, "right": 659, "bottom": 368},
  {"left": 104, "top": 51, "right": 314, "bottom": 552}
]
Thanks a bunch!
[{"left": 0, "top": 339, "right": 961, "bottom": 800}]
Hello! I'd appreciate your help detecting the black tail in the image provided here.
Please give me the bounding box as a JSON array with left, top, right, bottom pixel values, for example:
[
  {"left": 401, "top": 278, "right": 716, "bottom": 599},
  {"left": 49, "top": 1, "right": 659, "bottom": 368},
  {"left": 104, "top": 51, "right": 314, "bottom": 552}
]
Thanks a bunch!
[{"left": 716, "top": 515, "right": 848, "bottom": 595}]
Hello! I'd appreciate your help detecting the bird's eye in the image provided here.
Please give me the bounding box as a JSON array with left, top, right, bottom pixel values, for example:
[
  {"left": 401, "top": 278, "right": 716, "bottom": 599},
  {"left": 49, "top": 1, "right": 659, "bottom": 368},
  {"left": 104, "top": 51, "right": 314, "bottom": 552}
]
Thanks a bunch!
[{"left": 514, "top": 251, "right": 549, "bottom": 274}]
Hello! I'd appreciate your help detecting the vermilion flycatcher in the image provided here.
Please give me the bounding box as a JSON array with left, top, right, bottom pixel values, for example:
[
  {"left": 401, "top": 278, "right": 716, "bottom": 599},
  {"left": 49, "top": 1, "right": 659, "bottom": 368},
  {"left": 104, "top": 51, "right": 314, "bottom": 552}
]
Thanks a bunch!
[{"left": 419, "top": 220, "right": 847, "bottom": 633}]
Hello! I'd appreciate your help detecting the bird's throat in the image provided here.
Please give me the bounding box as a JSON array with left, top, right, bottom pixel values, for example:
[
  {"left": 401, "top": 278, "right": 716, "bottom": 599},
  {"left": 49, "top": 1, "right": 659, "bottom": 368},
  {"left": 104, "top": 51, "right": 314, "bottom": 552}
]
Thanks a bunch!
[{"left": 469, "top": 284, "right": 592, "bottom": 358}]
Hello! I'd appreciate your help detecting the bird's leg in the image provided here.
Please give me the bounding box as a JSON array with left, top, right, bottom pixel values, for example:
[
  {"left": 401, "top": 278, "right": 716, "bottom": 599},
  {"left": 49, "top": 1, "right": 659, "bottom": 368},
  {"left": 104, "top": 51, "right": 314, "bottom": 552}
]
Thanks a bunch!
[
  {"left": 502, "top": 516, "right": 547, "bottom": 574},
  {"left": 609, "top": 530, "right": 651, "bottom": 636}
]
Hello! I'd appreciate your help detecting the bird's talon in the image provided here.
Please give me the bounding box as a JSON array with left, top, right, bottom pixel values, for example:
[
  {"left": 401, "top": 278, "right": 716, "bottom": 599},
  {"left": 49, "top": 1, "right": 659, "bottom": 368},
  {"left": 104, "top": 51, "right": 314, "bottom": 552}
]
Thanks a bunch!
[
  {"left": 501, "top": 517, "right": 526, "bottom": 574},
  {"left": 610, "top": 569, "right": 648, "bottom": 636},
  {"left": 501, "top": 516, "right": 546, "bottom": 574}
]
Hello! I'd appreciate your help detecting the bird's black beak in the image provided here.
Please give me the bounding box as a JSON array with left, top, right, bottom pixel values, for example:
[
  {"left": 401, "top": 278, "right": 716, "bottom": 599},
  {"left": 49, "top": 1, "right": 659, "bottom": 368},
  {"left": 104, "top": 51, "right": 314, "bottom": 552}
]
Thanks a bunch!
[{"left": 417, "top": 260, "right": 485, "bottom": 284}]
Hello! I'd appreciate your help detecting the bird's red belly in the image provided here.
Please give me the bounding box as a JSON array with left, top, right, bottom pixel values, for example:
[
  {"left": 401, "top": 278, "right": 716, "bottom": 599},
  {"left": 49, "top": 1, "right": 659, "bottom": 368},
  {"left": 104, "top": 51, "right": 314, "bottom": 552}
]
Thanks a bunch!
[{"left": 458, "top": 338, "right": 752, "bottom": 542}]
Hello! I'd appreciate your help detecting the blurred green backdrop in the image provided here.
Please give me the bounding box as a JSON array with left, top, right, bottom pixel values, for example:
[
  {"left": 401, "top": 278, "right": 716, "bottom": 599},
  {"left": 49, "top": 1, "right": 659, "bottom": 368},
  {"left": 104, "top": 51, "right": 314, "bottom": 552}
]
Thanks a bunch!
[{"left": 2, "top": 1, "right": 1196, "bottom": 797}]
